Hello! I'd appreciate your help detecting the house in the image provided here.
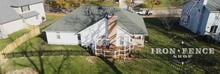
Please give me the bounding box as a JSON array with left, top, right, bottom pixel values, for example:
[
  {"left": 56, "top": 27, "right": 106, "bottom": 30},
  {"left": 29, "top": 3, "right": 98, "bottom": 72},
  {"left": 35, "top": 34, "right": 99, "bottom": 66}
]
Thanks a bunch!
[
  {"left": 0, "top": 0, "right": 46, "bottom": 39},
  {"left": 180, "top": 0, "right": 220, "bottom": 41},
  {"left": 44, "top": 5, "right": 148, "bottom": 59}
]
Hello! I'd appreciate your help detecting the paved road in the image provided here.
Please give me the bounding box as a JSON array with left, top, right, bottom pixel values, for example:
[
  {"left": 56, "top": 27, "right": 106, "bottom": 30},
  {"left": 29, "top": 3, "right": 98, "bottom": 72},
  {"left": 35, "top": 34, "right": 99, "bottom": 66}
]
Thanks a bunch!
[{"left": 142, "top": 9, "right": 182, "bottom": 18}]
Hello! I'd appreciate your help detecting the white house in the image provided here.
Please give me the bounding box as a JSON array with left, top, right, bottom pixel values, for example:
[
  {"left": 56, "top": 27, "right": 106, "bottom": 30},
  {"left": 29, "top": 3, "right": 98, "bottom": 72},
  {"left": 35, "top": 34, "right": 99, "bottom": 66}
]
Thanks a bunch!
[
  {"left": 0, "top": 0, "right": 46, "bottom": 39},
  {"left": 10, "top": 0, "right": 46, "bottom": 25},
  {"left": 44, "top": 6, "right": 148, "bottom": 59},
  {"left": 180, "top": 0, "right": 220, "bottom": 41}
]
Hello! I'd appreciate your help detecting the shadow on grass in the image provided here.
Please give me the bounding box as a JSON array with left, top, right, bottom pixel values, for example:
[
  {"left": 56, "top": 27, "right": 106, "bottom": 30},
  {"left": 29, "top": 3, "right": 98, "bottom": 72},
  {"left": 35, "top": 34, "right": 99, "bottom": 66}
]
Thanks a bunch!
[
  {"left": 144, "top": 18, "right": 220, "bottom": 73},
  {"left": 98, "top": 57, "right": 122, "bottom": 74},
  {"left": 5, "top": 50, "right": 89, "bottom": 58}
]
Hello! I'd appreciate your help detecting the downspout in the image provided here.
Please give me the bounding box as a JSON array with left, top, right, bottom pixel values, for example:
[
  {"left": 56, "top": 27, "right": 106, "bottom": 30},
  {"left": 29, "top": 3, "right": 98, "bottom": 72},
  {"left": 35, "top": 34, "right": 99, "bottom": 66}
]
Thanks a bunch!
[{"left": 105, "top": 16, "right": 109, "bottom": 41}]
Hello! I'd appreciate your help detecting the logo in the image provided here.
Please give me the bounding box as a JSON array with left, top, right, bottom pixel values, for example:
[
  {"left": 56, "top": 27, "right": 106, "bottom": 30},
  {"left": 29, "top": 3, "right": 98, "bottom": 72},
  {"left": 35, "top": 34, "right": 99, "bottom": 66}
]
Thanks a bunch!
[{"left": 151, "top": 48, "right": 215, "bottom": 58}]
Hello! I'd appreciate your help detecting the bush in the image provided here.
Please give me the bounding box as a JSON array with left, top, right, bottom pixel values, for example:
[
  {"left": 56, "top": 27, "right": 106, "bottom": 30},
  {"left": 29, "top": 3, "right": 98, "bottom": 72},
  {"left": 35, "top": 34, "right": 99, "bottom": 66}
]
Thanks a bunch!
[{"left": 136, "top": 4, "right": 148, "bottom": 8}]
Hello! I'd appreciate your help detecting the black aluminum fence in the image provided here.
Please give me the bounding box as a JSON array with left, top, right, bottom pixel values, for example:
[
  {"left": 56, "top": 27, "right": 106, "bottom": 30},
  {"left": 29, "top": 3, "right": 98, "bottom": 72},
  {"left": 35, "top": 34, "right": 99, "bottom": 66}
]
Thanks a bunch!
[{"left": 4, "top": 50, "right": 89, "bottom": 58}]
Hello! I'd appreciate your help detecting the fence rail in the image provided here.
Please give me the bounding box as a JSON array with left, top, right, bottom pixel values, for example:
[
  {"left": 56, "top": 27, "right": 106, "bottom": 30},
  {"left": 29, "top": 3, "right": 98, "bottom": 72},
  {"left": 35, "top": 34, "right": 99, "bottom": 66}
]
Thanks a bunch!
[{"left": 5, "top": 50, "right": 89, "bottom": 58}]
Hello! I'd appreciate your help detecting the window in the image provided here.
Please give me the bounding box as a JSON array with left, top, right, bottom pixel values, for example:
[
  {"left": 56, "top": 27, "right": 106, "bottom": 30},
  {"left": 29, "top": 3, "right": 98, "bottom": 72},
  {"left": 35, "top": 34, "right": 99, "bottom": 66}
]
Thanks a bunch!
[
  {"left": 77, "top": 34, "right": 81, "bottom": 40},
  {"left": 119, "top": 36, "right": 124, "bottom": 46},
  {"left": 21, "top": 5, "right": 30, "bottom": 12},
  {"left": 56, "top": 32, "right": 61, "bottom": 39},
  {"left": 210, "top": 25, "right": 218, "bottom": 33}
]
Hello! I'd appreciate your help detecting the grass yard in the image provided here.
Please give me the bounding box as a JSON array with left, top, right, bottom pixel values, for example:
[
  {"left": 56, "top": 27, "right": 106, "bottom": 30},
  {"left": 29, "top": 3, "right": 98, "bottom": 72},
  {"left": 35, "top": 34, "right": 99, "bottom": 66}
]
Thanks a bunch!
[
  {"left": 2, "top": 56, "right": 115, "bottom": 74},
  {"left": 0, "top": 29, "right": 30, "bottom": 51},
  {"left": 139, "top": 0, "right": 185, "bottom": 9},
  {"left": 1, "top": 34, "right": 180, "bottom": 73},
  {"left": 89, "top": 0, "right": 118, "bottom": 6},
  {"left": 1, "top": 17, "right": 220, "bottom": 74},
  {"left": 144, "top": 18, "right": 220, "bottom": 73},
  {"left": 40, "top": 14, "right": 63, "bottom": 30}
]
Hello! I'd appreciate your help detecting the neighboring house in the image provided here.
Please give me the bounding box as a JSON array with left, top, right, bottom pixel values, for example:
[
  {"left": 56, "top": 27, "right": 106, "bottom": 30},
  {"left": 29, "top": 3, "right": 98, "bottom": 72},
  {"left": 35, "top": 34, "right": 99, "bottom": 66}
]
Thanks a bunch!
[
  {"left": 10, "top": 0, "right": 46, "bottom": 25},
  {"left": 0, "top": 0, "right": 46, "bottom": 39},
  {"left": 180, "top": 0, "right": 220, "bottom": 41},
  {"left": 44, "top": 6, "right": 148, "bottom": 59}
]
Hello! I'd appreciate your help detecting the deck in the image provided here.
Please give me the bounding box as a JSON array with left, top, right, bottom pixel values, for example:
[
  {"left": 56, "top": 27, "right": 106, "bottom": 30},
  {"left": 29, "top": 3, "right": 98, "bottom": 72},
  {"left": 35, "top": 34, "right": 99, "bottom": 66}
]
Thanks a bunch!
[{"left": 95, "top": 45, "right": 131, "bottom": 59}]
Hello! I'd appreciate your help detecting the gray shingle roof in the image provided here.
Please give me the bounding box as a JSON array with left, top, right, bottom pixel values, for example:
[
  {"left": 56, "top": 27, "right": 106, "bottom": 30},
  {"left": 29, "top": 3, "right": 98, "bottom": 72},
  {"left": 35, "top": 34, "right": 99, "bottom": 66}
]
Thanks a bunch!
[
  {"left": 0, "top": 0, "right": 21, "bottom": 24},
  {"left": 21, "top": 11, "right": 39, "bottom": 19},
  {"left": 44, "top": 5, "right": 148, "bottom": 34},
  {"left": 205, "top": 0, "right": 220, "bottom": 11},
  {"left": 9, "top": 0, "right": 43, "bottom": 7}
]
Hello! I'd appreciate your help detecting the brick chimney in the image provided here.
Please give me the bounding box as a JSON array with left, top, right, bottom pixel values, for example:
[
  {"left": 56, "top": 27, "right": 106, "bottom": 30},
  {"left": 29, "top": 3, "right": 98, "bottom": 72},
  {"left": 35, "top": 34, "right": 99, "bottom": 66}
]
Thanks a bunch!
[{"left": 108, "top": 16, "right": 118, "bottom": 46}]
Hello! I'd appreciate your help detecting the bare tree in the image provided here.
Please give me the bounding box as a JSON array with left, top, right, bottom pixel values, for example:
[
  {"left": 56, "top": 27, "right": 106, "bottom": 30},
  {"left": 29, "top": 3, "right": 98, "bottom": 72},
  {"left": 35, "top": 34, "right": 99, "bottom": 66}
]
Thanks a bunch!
[
  {"left": 16, "top": 41, "right": 46, "bottom": 74},
  {"left": 157, "top": 7, "right": 179, "bottom": 31},
  {"left": 148, "top": 0, "right": 161, "bottom": 9},
  {"left": 124, "top": 0, "right": 134, "bottom": 10}
]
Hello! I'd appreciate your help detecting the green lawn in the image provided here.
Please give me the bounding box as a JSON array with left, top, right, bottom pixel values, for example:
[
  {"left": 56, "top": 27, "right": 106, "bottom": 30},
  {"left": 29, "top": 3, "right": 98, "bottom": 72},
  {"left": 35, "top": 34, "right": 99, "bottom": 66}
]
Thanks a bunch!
[
  {"left": 1, "top": 35, "right": 180, "bottom": 74},
  {"left": 140, "top": 0, "right": 185, "bottom": 8},
  {"left": 0, "top": 29, "right": 30, "bottom": 51},
  {"left": 144, "top": 18, "right": 220, "bottom": 73},
  {"left": 2, "top": 56, "right": 115, "bottom": 74},
  {"left": 40, "top": 14, "right": 63, "bottom": 30},
  {"left": 88, "top": 0, "right": 118, "bottom": 6}
]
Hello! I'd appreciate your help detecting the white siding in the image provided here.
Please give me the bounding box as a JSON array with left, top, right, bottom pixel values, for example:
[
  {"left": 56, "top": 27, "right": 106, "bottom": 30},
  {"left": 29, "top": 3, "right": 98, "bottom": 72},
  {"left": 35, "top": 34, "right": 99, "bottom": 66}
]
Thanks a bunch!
[
  {"left": 115, "top": 26, "right": 145, "bottom": 47},
  {"left": 116, "top": 26, "right": 131, "bottom": 46},
  {"left": 29, "top": 3, "right": 46, "bottom": 21},
  {"left": 204, "top": 12, "right": 220, "bottom": 41},
  {"left": 79, "top": 18, "right": 108, "bottom": 46},
  {"left": 203, "top": 0, "right": 208, "bottom": 5},
  {"left": 0, "top": 25, "right": 8, "bottom": 39},
  {"left": 11, "top": 3, "right": 46, "bottom": 25},
  {"left": 132, "top": 34, "right": 145, "bottom": 47},
  {"left": 46, "top": 31, "right": 78, "bottom": 45},
  {"left": 2, "top": 19, "right": 26, "bottom": 34},
  {"left": 24, "top": 16, "right": 41, "bottom": 25},
  {"left": 204, "top": 13, "right": 220, "bottom": 36}
]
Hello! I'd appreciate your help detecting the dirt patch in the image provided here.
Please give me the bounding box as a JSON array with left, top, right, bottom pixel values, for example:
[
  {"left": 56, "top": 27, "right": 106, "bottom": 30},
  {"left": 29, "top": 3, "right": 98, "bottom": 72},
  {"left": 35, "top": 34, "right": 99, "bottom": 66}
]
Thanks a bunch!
[
  {"left": 6, "top": 68, "right": 37, "bottom": 74},
  {"left": 86, "top": 56, "right": 96, "bottom": 64}
]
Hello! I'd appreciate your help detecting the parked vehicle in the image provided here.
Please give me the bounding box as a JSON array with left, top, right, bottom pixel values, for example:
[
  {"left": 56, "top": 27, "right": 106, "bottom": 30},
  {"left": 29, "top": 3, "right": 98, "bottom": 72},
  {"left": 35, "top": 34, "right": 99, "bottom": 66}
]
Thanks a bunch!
[{"left": 134, "top": 8, "right": 152, "bottom": 16}]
